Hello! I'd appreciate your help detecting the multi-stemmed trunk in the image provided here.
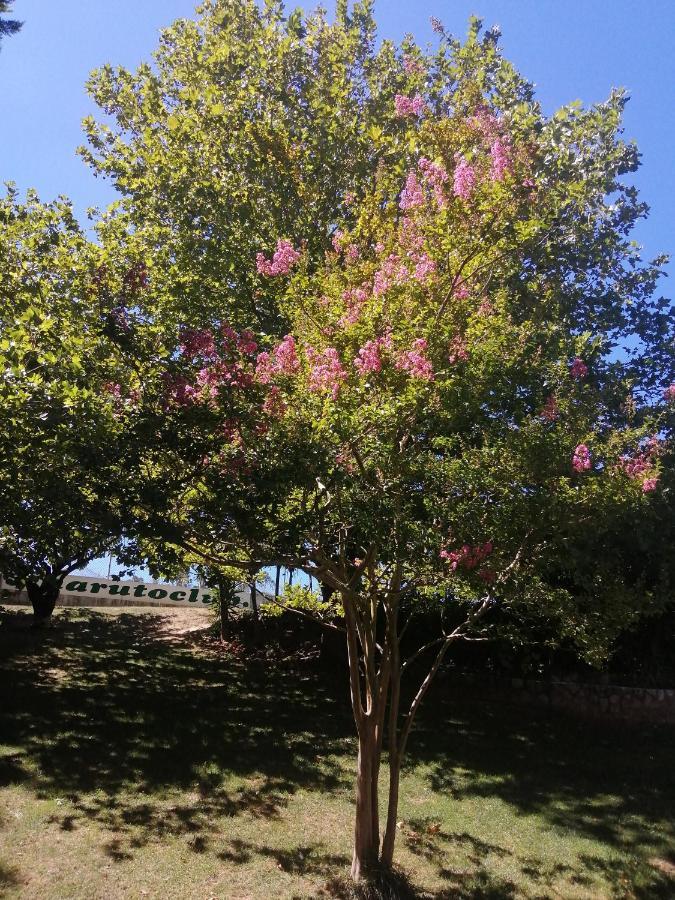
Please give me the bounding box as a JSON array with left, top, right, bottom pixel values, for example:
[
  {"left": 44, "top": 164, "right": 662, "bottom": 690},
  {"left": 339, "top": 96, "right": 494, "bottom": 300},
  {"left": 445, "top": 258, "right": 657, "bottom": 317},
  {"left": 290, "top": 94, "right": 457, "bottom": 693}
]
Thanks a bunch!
[{"left": 339, "top": 569, "right": 491, "bottom": 883}]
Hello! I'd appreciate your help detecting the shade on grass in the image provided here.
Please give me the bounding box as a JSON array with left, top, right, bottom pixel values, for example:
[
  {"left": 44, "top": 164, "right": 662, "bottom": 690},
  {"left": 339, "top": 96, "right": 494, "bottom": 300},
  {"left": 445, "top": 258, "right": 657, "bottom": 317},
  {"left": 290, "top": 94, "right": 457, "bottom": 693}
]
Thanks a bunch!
[{"left": 0, "top": 607, "right": 673, "bottom": 898}]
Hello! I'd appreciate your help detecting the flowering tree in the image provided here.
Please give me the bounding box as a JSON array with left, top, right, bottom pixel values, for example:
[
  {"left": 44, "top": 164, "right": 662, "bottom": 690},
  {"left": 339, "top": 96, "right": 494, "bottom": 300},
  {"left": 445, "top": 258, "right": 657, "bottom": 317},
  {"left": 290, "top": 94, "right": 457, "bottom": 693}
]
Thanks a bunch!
[{"left": 89, "top": 6, "right": 673, "bottom": 883}]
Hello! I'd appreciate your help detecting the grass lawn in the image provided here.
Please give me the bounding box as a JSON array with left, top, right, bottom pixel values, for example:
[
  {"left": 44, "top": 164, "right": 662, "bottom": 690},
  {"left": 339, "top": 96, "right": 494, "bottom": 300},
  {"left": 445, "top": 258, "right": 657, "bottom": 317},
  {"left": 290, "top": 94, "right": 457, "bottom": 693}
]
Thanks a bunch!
[{"left": 0, "top": 606, "right": 673, "bottom": 899}]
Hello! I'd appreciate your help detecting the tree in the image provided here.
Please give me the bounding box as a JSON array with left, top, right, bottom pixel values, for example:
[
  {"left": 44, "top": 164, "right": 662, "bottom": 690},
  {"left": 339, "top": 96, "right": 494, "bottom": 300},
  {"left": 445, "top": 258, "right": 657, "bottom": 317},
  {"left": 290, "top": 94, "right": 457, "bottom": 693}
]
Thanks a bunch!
[
  {"left": 0, "top": 1, "right": 21, "bottom": 47},
  {"left": 0, "top": 189, "right": 156, "bottom": 624},
  {"left": 85, "top": 5, "right": 673, "bottom": 883}
]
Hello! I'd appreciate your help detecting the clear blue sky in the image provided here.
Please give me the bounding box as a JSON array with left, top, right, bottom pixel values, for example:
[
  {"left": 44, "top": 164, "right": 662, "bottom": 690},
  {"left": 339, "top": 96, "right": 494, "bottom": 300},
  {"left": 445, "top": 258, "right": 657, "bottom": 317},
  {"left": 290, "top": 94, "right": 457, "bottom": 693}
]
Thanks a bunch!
[{"left": 1, "top": 0, "right": 673, "bottom": 279}]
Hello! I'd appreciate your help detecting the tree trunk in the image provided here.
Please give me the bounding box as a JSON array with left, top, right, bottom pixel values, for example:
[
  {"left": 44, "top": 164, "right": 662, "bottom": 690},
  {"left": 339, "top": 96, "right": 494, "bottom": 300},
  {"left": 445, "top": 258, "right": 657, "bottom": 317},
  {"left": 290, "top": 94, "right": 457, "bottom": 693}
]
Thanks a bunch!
[
  {"left": 274, "top": 566, "right": 281, "bottom": 598},
  {"left": 217, "top": 576, "right": 230, "bottom": 641},
  {"left": 351, "top": 720, "right": 380, "bottom": 881},
  {"left": 250, "top": 580, "right": 259, "bottom": 622},
  {"left": 27, "top": 581, "right": 60, "bottom": 628},
  {"left": 380, "top": 751, "right": 401, "bottom": 868}
]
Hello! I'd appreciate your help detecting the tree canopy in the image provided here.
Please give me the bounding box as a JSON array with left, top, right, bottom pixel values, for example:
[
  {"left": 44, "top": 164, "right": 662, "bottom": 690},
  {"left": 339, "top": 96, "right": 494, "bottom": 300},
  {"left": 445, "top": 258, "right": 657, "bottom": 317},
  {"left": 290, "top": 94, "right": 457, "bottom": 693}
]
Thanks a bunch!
[
  {"left": 0, "top": 1, "right": 21, "bottom": 45},
  {"left": 78, "top": 5, "right": 674, "bottom": 879}
]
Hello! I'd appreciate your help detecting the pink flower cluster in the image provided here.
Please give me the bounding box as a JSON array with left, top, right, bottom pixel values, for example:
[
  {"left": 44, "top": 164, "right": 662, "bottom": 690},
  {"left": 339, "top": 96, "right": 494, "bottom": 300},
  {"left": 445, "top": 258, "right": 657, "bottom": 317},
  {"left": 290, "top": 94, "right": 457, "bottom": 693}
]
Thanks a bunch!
[
  {"left": 453, "top": 156, "right": 476, "bottom": 200},
  {"left": 541, "top": 395, "right": 559, "bottom": 422},
  {"left": 222, "top": 324, "right": 258, "bottom": 355},
  {"left": 572, "top": 444, "right": 592, "bottom": 473},
  {"left": 619, "top": 438, "right": 660, "bottom": 493},
  {"left": 373, "top": 250, "right": 436, "bottom": 296},
  {"left": 163, "top": 373, "right": 199, "bottom": 407},
  {"left": 394, "top": 338, "right": 434, "bottom": 380},
  {"left": 256, "top": 239, "right": 301, "bottom": 276},
  {"left": 354, "top": 335, "right": 392, "bottom": 375},
  {"left": 664, "top": 384, "right": 675, "bottom": 402},
  {"left": 399, "top": 172, "right": 424, "bottom": 210},
  {"left": 394, "top": 93, "right": 426, "bottom": 117},
  {"left": 569, "top": 357, "right": 588, "bottom": 379},
  {"left": 340, "top": 285, "right": 370, "bottom": 326},
  {"left": 619, "top": 453, "right": 650, "bottom": 479},
  {"left": 306, "top": 347, "right": 347, "bottom": 399},
  {"left": 403, "top": 55, "right": 425, "bottom": 76},
  {"left": 490, "top": 138, "right": 511, "bottom": 181},
  {"left": 448, "top": 336, "right": 469, "bottom": 364},
  {"left": 419, "top": 157, "right": 449, "bottom": 207},
  {"left": 103, "top": 381, "right": 122, "bottom": 399},
  {"left": 262, "top": 385, "right": 287, "bottom": 418},
  {"left": 180, "top": 327, "right": 217, "bottom": 359},
  {"left": 469, "top": 106, "right": 501, "bottom": 142},
  {"left": 441, "top": 542, "right": 493, "bottom": 571},
  {"left": 255, "top": 334, "right": 300, "bottom": 383}
]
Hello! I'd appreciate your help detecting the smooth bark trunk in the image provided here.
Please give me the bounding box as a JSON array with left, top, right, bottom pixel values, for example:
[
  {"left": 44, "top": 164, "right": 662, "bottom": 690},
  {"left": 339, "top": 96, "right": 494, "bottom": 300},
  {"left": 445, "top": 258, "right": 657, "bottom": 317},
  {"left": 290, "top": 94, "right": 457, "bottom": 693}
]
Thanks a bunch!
[{"left": 351, "top": 722, "right": 380, "bottom": 881}]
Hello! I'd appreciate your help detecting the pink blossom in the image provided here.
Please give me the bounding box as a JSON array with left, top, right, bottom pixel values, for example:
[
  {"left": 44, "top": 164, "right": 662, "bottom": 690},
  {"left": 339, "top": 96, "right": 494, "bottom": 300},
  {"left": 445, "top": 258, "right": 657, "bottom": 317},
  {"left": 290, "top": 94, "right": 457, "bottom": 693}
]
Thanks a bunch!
[
  {"left": 103, "top": 381, "right": 122, "bottom": 399},
  {"left": 430, "top": 16, "right": 444, "bottom": 33},
  {"left": 236, "top": 329, "right": 258, "bottom": 355},
  {"left": 354, "top": 337, "right": 390, "bottom": 375},
  {"left": 339, "top": 286, "right": 370, "bottom": 326},
  {"left": 448, "top": 336, "right": 469, "bottom": 364},
  {"left": 345, "top": 244, "right": 360, "bottom": 263},
  {"left": 399, "top": 217, "right": 425, "bottom": 251},
  {"left": 453, "top": 156, "right": 476, "bottom": 200},
  {"left": 262, "top": 386, "right": 287, "bottom": 418},
  {"left": 399, "top": 171, "right": 425, "bottom": 210},
  {"left": 180, "top": 327, "right": 217, "bottom": 359},
  {"left": 454, "top": 283, "right": 470, "bottom": 301},
  {"left": 468, "top": 106, "right": 501, "bottom": 142},
  {"left": 572, "top": 444, "right": 592, "bottom": 473},
  {"left": 541, "top": 395, "right": 559, "bottom": 422},
  {"left": 664, "top": 384, "right": 675, "bottom": 402},
  {"left": 307, "top": 347, "right": 348, "bottom": 399},
  {"left": 163, "top": 373, "right": 199, "bottom": 408},
  {"left": 403, "top": 55, "right": 425, "bottom": 76},
  {"left": 395, "top": 338, "right": 434, "bottom": 380},
  {"left": 256, "top": 239, "right": 301, "bottom": 276},
  {"left": 478, "top": 298, "right": 494, "bottom": 316},
  {"left": 419, "top": 157, "right": 449, "bottom": 207},
  {"left": 569, "top": 357, "right": 588, "bottom": 379},
  {"left": 255, "top": 334, "right": 300, "bottom": 383},
  {"left": 642, "top": 477, "right": 659, "bottom": 493},
  {"left": 619, "top": 454, "right": 650, "bottom": 479},
  {"left": 344, "top": 191, "right": 356, "bottom": 206},
  {"left": 373, "top": 254, "right": 407, "bottom": 296},
  {"left": 441, "top": 542, "right": 493, "bottom": 571},
  {"left": 490, "top": 138, "right": 511, "bottom": 181},
  {"left": 394, "top": 93, "right": 426, "bottom": 117},
  {"left": 331, "top": 230, "right": 344, "bottom": 252},
  {"left": 412, "top": 252, "right": 436, "bottom": 281}
]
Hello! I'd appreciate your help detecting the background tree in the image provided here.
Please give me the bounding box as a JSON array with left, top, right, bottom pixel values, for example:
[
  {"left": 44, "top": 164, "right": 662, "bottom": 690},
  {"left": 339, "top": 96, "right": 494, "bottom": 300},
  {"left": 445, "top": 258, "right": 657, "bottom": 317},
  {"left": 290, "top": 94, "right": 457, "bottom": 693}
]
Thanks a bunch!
[
  {"left": 0, "top": 1, "right": 21, "bottom": 47},
  {"left": 0, "top": 189, "right": 157, "bottom": 625}
]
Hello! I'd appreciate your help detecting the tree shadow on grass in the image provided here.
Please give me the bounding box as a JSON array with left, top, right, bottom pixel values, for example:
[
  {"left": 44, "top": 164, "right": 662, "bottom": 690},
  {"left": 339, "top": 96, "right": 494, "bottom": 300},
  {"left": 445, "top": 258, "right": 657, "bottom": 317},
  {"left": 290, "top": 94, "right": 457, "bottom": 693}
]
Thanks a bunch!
[
  {"left": 401, "top": 681, "right": 675, "bottom": 898},
  {"left": 0, "top": 607, "right": 353, "bottom": 859}
]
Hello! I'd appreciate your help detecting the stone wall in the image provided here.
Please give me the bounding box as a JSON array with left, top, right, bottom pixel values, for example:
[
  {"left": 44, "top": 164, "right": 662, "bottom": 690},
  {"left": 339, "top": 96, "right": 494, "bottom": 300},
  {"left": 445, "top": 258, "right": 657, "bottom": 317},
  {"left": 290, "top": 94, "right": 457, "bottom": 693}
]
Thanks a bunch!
[
  {"left": 510, "top": 678, "right": 675, "bottom": 723},
  {"left": 445, "top": 675, "right": 675, "bottom": 723}
]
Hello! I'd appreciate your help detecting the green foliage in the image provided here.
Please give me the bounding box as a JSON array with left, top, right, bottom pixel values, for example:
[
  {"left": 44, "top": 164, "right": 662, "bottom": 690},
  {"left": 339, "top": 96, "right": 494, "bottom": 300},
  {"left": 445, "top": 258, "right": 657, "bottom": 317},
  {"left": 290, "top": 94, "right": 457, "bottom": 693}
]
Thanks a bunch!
[
  {"left": 262, "top": 583, "right": 343, "bottom": 622},
  {"left": 0, "top": 1, "right": 21, "bottom": 44}
]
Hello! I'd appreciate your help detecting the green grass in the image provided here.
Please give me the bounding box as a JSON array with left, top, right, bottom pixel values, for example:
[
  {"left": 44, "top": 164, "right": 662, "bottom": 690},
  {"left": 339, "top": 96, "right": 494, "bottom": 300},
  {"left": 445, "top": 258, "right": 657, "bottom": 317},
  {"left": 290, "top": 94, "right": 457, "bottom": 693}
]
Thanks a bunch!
[{"left": 0, "top": 606, "right": 673, "bottom": 899}]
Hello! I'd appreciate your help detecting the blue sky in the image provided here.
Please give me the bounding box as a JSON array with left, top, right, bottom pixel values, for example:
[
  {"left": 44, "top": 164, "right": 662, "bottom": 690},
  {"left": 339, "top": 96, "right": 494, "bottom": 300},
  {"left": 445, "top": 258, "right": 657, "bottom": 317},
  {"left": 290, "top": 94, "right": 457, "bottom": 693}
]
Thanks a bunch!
[
  {"left": 1, "top": 0, "right": 673, "bottom": 279},
  {"left": 1, "top": 1, "right": 672, "bottom": 583}
]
